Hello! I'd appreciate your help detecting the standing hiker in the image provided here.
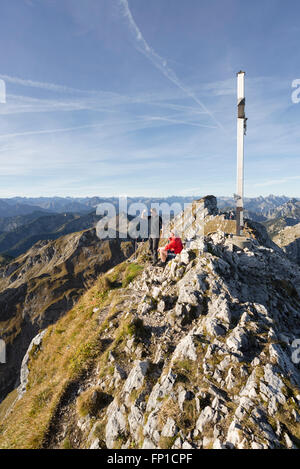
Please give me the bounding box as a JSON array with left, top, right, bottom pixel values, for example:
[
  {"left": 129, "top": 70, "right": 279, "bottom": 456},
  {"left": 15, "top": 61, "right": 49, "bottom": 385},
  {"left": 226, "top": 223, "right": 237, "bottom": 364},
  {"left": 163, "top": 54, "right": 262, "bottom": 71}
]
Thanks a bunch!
[{"left": 142, "top": 208, "right": 163, "bottom": 265}]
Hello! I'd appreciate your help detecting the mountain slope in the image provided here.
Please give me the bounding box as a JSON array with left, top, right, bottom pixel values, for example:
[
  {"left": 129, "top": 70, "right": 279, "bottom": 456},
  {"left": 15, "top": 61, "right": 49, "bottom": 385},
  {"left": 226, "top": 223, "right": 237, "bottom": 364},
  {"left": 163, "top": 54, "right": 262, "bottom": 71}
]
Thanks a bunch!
[
  {"left": 217, "top": 195, "right": 291, "bottom": 216},
  {"left": 0, "top": 255, "right": 12, "bottom": 267},
  {"left": 0, "top": 228, "right": 135, "bottom": 403},
  {"left": 272, "top": 223, "right": 300, "bottom": 266},
  {"left": 263, "top": 217, "right": 299, "bottom": 239},
  {"left": 0, "top": 211, "right": 101, "bottom": 257},
  {"left": 0, "top": 201, "right": 52, "bottom": 218},
  {"left": 0, "top": 211, "right": 57, "bottom": 233},
  {"left": 0, "top": 197, "right": 299, "bottom": 449},
  {"left": 268, "top": 199, "right": 300, "bottom": 220}
]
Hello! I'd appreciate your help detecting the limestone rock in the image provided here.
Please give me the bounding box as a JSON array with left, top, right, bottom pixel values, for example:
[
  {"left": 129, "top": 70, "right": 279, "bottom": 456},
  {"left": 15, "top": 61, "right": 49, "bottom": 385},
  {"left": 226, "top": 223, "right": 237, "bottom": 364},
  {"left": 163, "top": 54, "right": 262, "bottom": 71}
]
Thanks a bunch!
[
  {"left": 105, "top": 401, "right": 128, "bottom": 449},
  {"left": 18, "top": 330, "right": 46, "bottom": 399}
]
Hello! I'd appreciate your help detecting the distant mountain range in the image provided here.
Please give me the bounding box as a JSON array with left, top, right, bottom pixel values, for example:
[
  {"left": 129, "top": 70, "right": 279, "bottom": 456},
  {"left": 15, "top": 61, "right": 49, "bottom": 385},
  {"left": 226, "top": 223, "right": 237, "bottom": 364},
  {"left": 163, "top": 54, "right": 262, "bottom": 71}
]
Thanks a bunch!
[
  {"left": 0, "top": 211, "right": 102, "bottom": 258},
  {"left": 0, "top": 200, "right": 53, "bottom": 218},
  {"left": 217, "top": 195, "right": 292, "bottom": 216},
  {"left": 0, "top": 195, "right": 299, "bottom": 260},
  {"left": 0, "top": 194, "right": 297, "bottom": 217},
  {"left": 267, "top": 198, "right": 300, "bottom": 219}
]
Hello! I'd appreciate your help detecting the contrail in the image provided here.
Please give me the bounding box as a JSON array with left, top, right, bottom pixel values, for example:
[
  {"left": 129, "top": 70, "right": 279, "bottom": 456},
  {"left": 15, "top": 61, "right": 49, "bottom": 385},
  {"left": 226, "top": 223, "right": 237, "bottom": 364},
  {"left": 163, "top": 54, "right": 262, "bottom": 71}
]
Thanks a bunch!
[
  {"left": 0, "top": 74, "right": 91, "bottom": 95},
  {"left": 118, "top": 0, "right": 224, "bottom": 130},
  {"left": 0, "top": 123, "right": 107, "bottom": 139},
  {"left": 146, "top": 116, "right": 217, "bottom": 129}
]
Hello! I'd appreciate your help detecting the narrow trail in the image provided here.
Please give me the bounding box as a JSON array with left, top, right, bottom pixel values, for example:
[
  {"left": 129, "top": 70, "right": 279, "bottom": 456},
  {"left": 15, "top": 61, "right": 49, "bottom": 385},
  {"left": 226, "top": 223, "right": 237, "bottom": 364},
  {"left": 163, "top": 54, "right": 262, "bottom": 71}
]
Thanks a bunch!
[
  {"left": 42, "top": 302, "right": 117, "bottom": 449},
  {"left": 42, "top": 261, "right": 173, "bottom": 449}
]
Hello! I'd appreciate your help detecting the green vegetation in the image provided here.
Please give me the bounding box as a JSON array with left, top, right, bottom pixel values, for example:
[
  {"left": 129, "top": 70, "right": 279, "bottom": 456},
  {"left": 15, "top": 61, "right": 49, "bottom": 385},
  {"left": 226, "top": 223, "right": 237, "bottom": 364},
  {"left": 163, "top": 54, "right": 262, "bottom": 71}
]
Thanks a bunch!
[
  {"left": 113, "top": 434, "right": 128, "bottom": 449},
  {"left": 127, "top": 317, "right": 147, "bottom": 341},
  {"left": 76, "top": 387, "right": 111, "bottom": 418},
  {"left": 69, "top": 340, "right": 101, "bottom": 377},
  {"left": 0, "top": 389, "right": 18, "bottom": 423},
  {"left": 122, "top": 263, "right": 144, "bottom": 288},
  {"left": 61, "top": 437, "right": 73, "bottom": 450},
  {"left": 159, "top": 435, "right": 177, "bottom": 449},
  {"left": 172, "top": 359, "right": 199, "bottom": 386},
  {"left": 92, "top": 422, "right": 107, "bottom": 448},
  {"left": 0, "top": 257, "right": 144, "bottom": 449},
  {"left": 29, "top": 388, "right": 54, "bottom": 417}
]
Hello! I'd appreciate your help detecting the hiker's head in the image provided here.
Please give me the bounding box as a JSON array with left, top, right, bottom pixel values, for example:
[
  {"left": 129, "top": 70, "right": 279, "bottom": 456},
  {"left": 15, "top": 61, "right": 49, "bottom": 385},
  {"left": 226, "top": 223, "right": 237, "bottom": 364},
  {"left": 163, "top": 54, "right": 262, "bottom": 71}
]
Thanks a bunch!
[
  {"left": 170, "top": 230, "right": 177, "bottom": 238},
  {"left": 150, "top": 208, "right": 157, "bottom": 216}
]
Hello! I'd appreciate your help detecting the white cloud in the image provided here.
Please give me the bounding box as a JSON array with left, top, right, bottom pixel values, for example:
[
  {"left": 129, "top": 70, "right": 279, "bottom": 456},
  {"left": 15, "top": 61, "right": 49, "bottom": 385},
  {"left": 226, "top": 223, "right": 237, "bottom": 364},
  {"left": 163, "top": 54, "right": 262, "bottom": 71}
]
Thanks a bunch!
[
  {"left": 253, "top": 176, "right": 300, "bottom": 188},
  {"left": 0, "top": 74, "right": 93, "bottom": 95},
  {"left": 118, "top": 0, "right": 224, "bottom": 130},
  {"left": 0, "top": 79, "right": 6, "bottom": 103},
  {"left": 0, "top": 123, "right": 108, "bottom": 140}
]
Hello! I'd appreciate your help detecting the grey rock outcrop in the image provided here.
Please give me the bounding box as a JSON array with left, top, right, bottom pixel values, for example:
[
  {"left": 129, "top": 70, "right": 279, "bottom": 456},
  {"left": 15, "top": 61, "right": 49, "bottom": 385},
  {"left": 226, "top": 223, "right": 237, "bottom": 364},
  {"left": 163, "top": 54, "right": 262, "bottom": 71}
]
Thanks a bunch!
[
  {"left": 18, "top": 330, "right": 46, "bottom": 399},
  {"left": 79, "top": 221, "right": 300, "bottom": 449}
]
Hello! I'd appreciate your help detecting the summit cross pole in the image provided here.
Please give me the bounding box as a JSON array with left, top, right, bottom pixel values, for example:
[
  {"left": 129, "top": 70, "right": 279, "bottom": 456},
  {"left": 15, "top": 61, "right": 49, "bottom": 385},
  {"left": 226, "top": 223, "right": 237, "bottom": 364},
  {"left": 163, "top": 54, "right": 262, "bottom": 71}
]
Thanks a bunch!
[{"left": 236, "top": 71, "right": 247, "bottom": 236}]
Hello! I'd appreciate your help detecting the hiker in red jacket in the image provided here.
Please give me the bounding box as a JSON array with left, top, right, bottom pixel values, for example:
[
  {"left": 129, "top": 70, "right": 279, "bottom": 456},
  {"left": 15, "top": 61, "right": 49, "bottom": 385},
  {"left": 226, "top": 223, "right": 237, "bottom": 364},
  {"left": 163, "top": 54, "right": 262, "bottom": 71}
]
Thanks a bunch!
[{"left": 158, "top": 230, "right": 183, "bottom": 266}]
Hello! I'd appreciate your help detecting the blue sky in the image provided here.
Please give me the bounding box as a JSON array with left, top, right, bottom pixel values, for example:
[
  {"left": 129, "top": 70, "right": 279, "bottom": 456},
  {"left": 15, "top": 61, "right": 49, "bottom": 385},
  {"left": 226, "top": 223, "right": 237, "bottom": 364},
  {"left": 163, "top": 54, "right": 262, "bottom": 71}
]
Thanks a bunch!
[{"left": 0, "top": 0, "right": 299, "bottom": 198}]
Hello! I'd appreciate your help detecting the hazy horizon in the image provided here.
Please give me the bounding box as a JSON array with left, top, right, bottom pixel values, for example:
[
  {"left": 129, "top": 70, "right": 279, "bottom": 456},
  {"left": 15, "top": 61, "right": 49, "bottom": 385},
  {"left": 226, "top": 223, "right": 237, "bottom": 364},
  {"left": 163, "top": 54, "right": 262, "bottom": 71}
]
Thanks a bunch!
[{"left": 0, "top": 193, "right": 298, "bottom": 201}]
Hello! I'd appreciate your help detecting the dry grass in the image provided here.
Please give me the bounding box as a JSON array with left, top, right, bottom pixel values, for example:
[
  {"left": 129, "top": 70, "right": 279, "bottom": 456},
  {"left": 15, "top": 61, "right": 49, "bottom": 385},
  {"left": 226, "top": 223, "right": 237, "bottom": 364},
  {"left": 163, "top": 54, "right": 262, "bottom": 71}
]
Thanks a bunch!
[
  {"left": 158, "top": 397, "right": 179, "bottom": 430},
  {"left": 204, "top": 217, "right": 236, "bottom": 236},
  {"left": 0, "top": 389, "right": 18, "bottom": 423},
  {"left": 158, "top": 435, "right": 177, "bottom": 449},
  {"left": 76, "top": 387, "right": 110, "bottom": 418},
  {"left": 0, "top": 259, "right": 144, "bottom": 449}
]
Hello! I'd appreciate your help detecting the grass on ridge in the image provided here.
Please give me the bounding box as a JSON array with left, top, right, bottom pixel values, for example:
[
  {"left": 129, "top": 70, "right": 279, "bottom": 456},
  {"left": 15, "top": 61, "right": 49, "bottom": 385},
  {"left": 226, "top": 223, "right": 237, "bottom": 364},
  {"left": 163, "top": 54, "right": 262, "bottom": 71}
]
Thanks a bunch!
[{"left": 0, "top": 259, "right": 144, "bottom": 449}]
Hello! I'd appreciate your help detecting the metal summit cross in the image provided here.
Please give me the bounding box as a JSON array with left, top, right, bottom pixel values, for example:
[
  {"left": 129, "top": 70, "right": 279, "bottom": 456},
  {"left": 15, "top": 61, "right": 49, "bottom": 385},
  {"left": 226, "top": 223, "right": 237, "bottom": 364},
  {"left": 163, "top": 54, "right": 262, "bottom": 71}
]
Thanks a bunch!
[
  {"left": 0, "top": 78, "right": 6, "bottom": 364},
  {"left": 235, "top": 71, "right": 247, "bottom": 237}
]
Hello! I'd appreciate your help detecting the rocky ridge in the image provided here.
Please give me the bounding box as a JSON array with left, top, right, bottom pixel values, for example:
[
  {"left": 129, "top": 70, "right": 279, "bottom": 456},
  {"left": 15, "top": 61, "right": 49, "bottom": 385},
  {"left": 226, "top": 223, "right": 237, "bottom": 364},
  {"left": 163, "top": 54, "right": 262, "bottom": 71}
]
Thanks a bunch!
[
  {"left": 1, "top": 197, "right": 300, "bottom": 449},
  {"left": 86, "top": 229, "right": 300, "bottom": 450}
]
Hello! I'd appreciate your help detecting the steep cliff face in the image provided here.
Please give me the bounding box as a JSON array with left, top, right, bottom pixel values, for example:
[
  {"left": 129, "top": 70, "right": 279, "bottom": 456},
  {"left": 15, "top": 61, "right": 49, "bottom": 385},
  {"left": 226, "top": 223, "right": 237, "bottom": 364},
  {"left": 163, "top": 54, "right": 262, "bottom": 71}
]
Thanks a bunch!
[
  {"left": 268, "top": 199, "right": 300, "bottom": 221},
  {"left": 0, "top": 200, "right": 300, "bottom": 450},
  {"left": 272, "top": 223, "right": 300, "bottom": 266},
  {"left": 0, "top": 228, "right": 135, "bottom": 402}
]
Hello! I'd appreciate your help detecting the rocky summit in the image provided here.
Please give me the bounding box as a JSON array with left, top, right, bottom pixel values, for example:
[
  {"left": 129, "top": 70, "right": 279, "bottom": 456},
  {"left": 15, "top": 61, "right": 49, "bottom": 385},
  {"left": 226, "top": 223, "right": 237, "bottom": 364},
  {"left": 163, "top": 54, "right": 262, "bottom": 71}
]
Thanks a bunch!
[{"left": 0, "top": 197, "right": 299, "bottom": 449}]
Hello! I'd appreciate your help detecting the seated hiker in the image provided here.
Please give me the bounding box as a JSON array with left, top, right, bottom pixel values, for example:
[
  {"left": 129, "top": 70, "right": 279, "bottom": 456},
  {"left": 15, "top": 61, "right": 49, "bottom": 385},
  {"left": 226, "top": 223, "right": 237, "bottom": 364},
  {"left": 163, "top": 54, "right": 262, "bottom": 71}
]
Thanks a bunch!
[{"left": 158, "top": 231, "right": 183, "bottom": 264}]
